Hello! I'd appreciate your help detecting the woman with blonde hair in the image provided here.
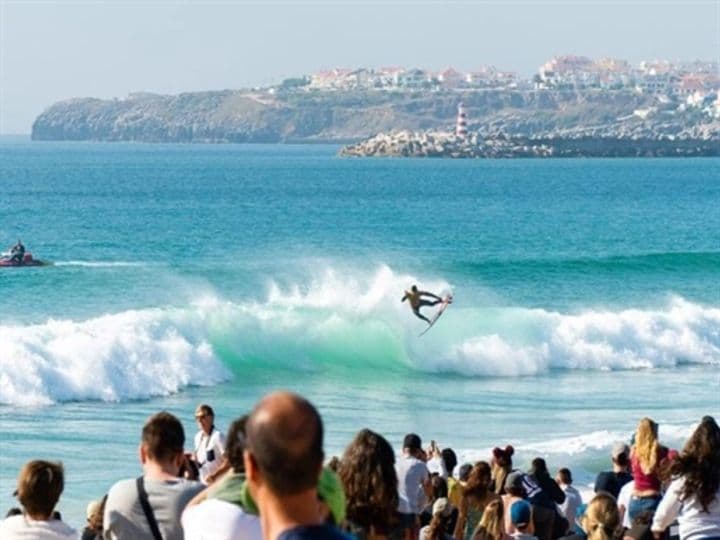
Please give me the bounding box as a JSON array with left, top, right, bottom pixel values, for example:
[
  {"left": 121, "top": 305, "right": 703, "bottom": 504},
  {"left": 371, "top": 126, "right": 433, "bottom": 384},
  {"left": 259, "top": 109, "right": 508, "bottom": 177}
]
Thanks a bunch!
[
  {"left": 471, "top": 498, "right": 510, "bottom": 540},
  {"left": 580, "top": 492, "right": 622, "bottom": 540},
  {"left": 629, "top": 418, "right": 677, "bottom": 522}
]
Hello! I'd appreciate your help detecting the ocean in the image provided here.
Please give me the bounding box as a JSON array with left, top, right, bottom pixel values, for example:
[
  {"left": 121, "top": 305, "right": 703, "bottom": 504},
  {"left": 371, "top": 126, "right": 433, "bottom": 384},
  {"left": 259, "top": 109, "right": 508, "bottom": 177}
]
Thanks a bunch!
[{"left": 0, "top": 138, "right": 718, "bottom": 527}]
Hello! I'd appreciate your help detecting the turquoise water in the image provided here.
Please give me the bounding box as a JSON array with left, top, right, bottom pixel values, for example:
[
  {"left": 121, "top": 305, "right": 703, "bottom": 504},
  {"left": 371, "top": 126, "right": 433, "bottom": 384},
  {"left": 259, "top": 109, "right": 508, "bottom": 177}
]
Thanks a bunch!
[{"left": 1, "top": 138, "right": 718, "bottom": 526}]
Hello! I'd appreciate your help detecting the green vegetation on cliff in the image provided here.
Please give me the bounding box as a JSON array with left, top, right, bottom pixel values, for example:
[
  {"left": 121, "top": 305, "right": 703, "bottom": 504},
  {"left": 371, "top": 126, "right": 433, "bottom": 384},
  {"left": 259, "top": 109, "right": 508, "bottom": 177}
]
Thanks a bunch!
[{"left": 31, "top": 88, "right": 714, "bottom": 143}]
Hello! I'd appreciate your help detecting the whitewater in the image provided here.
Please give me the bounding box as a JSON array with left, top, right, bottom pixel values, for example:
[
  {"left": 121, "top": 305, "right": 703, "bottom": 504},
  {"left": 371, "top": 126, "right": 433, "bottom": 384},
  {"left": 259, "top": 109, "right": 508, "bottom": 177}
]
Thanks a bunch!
[
  {"left": 1, "top": 265, "right": 719, "bottom": 406},
  {"left": 0, "top": 139, "right": 718, "bottom": 525}
]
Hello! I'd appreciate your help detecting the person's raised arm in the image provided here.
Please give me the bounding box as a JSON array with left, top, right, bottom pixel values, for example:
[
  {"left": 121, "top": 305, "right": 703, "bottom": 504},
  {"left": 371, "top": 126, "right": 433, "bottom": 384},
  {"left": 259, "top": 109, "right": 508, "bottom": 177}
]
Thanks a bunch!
[{"left": 401, "top": 293, "right": 408, "bottom": 302}]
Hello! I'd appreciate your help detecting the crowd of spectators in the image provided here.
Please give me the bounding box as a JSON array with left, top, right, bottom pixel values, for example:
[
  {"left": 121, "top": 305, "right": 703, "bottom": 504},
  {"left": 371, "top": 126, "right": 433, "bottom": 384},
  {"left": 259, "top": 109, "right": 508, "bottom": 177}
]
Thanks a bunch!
[{"left": 1, "top": 394, "right": 718, "bottom": 540}]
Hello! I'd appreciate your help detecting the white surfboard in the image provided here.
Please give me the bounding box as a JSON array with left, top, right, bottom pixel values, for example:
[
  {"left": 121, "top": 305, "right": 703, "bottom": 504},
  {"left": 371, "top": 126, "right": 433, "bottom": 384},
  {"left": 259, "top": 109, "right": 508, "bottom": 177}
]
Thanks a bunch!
[{"left": 419, "top": 295, "right": 453, "bottom": 337}]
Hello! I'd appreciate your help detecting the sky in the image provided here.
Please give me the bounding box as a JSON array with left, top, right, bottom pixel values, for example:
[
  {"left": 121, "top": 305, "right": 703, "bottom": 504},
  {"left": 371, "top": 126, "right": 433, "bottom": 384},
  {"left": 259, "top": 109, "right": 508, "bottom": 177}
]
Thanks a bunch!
[{"left": 0, "top": 0, "right": 718, "bottom": 134}]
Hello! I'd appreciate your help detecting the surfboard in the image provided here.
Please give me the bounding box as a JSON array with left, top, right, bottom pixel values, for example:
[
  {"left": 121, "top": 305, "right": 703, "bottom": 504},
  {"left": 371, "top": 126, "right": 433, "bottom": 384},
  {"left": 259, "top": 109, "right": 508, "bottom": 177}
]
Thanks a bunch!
[{"left": 419, "top": 295, "right": 453, "bottom": 337}]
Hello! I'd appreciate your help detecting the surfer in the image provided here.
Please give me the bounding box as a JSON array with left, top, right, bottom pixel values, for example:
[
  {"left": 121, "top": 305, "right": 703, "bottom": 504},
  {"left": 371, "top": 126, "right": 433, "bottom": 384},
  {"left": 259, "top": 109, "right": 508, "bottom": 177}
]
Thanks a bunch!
[{"left": 401, "top": 285, "right": 444, "bottom": 324}]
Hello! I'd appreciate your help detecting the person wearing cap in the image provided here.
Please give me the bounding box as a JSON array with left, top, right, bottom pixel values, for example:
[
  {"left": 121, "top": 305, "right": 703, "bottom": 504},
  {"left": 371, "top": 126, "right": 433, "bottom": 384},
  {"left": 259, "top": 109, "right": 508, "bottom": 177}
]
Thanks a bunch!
[
  {"left": 396, "top": 432, "right": 432, "bottom": 540},
  {"left": 193, "top": 404, "right": 230, "bottom": 485},
  {"left": 82, "top": 496, "right": 107, "bottom": 540},
  {"left": 419, "top": 497, "right": 455, "bottom": 540},
  {"left": 449, "top": 463, "right": 473, "bottom": 509},
  {"left": 242, "top": 391, "right": 352, "bottom": 540},
  {"left": 420, "top": 475, "right": 459, "bottom": 533},
  {"left": 509, "top": 500, "right": 537, "bottom": 540},
  {"left": 502, "top": 470, "right": 537, "bottom": 537},
  {"left": 594, "top": 441, "right": 633, "bottom": 499},
  {"left": 0, "top": 460, "right": 77, "bottom": 540}
]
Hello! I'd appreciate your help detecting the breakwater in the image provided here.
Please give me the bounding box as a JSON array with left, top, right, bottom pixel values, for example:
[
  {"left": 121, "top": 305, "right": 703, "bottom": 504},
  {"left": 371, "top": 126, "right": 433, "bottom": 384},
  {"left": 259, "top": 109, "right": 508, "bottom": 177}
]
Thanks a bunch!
[{"left": 339, "top": 130, "right": 720, "bottom": 158}]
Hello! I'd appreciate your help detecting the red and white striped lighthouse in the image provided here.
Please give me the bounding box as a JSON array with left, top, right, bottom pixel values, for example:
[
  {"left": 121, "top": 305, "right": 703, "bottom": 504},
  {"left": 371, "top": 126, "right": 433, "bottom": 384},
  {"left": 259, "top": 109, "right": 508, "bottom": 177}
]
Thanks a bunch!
[{"left": 456, "top": 102, "right": 468, "bottom": 137}]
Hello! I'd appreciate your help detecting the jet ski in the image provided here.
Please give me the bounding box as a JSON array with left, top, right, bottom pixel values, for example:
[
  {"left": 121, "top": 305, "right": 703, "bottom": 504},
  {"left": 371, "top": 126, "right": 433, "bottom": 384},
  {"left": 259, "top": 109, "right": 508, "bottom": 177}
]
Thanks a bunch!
[{"left": 0, "top": 252, "right": 50, "bottom": 267}]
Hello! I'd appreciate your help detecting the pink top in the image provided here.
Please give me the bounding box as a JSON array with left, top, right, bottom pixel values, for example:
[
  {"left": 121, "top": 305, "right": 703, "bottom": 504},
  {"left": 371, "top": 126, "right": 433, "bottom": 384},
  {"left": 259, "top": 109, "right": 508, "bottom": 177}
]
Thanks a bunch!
[{"left": 631, "top": 446, "right": 677, "bottom": 492}]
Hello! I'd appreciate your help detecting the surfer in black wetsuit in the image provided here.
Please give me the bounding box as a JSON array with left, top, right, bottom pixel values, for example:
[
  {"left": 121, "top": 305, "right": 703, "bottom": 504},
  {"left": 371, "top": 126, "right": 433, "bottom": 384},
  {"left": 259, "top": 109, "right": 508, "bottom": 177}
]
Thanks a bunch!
[{"left": 402, "top": 285, "right": 443, "bottom": 324}]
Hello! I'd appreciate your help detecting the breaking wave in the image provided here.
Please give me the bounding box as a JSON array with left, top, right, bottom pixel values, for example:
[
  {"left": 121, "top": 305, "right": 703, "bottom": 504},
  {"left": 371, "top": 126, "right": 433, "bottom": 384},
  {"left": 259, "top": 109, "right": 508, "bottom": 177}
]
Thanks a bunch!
[{"left": 1, "top": 265, "right": 718, "bottom": 406}]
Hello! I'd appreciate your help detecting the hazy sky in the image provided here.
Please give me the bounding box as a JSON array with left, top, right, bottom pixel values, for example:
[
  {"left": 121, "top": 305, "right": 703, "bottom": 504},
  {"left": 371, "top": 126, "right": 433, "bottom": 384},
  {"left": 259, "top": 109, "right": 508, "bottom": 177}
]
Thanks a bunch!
[{"left": 1, "top": 0, "right": 718, "bottom": 134}]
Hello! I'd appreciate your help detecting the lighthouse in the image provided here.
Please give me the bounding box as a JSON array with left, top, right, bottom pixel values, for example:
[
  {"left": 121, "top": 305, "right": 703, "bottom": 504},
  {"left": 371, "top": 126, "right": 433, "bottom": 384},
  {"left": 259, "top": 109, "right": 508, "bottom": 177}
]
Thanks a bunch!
[{"left": 456, "top": 102, "right": 468, "bottom": 137}]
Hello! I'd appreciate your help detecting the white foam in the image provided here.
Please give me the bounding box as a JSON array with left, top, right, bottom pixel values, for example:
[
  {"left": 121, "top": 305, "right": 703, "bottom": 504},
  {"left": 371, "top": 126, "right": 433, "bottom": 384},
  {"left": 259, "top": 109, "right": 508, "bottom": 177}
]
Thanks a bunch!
[
  {"left": 1, "top": 265, "right": 718, "bottom": 405},
  {"left": 0, "top": 308, "right": 229, "bottom": 406},
  {"left": 436, "top": 296, "right": 720, "bottom": 375}
]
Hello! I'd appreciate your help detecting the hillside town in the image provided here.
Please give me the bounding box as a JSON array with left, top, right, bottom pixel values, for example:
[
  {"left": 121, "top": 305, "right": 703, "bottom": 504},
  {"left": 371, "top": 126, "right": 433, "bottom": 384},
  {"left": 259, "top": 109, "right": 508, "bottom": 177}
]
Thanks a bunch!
[{"left": 280, "top": 56, "right": 720, "bottom": 119}]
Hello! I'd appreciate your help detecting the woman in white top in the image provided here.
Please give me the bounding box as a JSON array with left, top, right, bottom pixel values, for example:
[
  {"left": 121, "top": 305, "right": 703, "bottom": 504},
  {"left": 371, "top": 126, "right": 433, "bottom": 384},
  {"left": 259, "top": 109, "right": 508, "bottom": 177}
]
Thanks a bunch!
[
  {"left": 193, "top": 403, "right": 230, "bottom": 485},
  {"left": 651, "top": 415, "right": 720, "bottom": 540}
]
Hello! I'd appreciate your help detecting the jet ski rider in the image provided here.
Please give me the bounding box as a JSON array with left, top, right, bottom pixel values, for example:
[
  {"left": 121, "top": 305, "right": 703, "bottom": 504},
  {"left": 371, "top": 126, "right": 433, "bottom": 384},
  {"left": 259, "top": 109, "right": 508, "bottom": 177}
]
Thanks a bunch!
[{"left": 10, "top": 239, "right": 25, "bottom": 263}]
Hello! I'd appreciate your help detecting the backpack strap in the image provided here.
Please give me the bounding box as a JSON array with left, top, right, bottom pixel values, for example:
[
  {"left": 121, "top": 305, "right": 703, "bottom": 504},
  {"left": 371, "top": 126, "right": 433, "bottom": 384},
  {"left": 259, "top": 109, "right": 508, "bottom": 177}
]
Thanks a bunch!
[{"left": 136, "top": 476, "right": 164, "bottom": 540}]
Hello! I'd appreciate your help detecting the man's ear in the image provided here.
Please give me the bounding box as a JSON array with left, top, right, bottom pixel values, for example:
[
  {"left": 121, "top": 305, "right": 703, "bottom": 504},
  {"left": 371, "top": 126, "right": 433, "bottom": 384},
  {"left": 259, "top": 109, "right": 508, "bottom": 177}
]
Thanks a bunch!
[
  {"left": 173, "top": 451, "right": 185, "bottom": 471},
  {"left": 244, "top": 449, "right": 259, "bottom": 483},
  {"left": 139, "top": 443, "right": 148, "bottom": 464}
]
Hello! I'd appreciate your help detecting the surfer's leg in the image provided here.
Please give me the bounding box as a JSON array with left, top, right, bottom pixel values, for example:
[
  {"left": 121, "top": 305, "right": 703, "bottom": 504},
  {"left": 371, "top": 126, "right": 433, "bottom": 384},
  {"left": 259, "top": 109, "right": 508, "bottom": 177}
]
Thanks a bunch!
[{"left": 413, "top": 309, "right": 431, "bottom": 324}]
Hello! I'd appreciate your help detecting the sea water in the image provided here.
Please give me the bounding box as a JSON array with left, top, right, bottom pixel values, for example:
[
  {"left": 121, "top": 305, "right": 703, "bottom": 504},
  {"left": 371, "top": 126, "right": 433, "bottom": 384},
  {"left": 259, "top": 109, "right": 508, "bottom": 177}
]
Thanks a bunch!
[{"left": 0, "top": 138, "right": 718, "bottom": 526}]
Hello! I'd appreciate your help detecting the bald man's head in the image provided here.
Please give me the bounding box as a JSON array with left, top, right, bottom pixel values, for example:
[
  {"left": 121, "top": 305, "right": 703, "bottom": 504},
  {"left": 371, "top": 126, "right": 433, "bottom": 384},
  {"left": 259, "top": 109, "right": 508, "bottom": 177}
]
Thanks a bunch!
[{"left": 245, "top": 391, "right": 324, "bottom": 495}]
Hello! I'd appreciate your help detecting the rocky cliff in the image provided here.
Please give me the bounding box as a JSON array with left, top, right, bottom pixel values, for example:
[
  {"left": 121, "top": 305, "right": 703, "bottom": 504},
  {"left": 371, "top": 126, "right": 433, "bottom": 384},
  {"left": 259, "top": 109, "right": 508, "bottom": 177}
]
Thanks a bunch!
[{"left": 31, "top": 88, "right": 700, "bottom": 143}]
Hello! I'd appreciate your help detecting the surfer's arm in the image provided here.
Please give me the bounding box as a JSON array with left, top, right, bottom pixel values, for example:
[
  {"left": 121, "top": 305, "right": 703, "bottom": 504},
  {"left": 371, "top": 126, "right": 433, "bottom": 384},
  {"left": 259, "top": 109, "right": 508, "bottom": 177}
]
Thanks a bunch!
[{"left": 401, "top": 293, "right": 408, "bottom": 302}]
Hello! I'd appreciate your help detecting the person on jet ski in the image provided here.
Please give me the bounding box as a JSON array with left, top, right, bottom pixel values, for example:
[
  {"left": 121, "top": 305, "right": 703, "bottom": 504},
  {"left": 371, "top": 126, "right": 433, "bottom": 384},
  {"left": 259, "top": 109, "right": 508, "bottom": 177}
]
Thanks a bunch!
[{"left": 10, "top": 239, "right": 25, "bottom": 263}]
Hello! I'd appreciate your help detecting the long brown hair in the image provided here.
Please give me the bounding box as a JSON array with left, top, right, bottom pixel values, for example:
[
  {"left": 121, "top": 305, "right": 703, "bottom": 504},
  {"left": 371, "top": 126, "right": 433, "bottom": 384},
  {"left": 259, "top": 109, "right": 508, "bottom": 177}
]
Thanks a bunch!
[
  {"left": 338, "top": 428, "right": 398, "bottom": 532},
  {"left": 670, "top": 415, "right": 720, "bottom": 512},
  {"left": 491, "top": 446, "right": 514, "bottom": 494},
  {"left": 466, "top": 461, "right": 493, "bottom": 500}
]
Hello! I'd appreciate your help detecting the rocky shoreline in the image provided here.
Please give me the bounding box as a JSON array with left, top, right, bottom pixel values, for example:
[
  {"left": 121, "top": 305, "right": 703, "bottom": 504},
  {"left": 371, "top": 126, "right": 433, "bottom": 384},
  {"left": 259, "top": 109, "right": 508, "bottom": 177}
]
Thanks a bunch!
[{"left": 339, "top": 130, "right": 720, "bottom": 158}]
